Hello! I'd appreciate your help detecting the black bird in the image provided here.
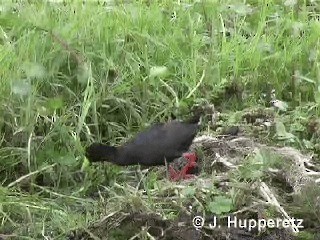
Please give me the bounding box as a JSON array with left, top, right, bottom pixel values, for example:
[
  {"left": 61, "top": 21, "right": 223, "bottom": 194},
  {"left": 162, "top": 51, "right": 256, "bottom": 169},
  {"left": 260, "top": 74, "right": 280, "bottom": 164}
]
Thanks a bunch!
[{"left": 85, "top": 115, "right": 200, "bottom": 180}]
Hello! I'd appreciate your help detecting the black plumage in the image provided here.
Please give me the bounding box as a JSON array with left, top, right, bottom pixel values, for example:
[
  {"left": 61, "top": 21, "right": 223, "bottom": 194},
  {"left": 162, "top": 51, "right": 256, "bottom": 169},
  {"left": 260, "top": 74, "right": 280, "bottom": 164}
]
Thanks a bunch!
[{"left": 85, "top": 116, "right": 200, "bottom": 167}]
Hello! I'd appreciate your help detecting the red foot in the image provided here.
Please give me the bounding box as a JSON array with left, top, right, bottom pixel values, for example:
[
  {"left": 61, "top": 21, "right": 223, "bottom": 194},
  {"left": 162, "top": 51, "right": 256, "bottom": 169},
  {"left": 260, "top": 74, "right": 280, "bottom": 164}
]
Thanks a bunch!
[
  {"left": 169, "top": 152, "right": 198, "bottom": 181},
  {"left": 182, "top": 152, "right": 197, "bottom": 174}
]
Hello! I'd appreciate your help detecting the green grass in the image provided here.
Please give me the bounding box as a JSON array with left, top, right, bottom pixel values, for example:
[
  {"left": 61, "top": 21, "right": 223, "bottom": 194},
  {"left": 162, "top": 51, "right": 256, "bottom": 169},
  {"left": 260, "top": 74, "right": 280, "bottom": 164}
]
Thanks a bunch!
[{"left": 1, "top": 0, "right": 320, "bottom": 239}]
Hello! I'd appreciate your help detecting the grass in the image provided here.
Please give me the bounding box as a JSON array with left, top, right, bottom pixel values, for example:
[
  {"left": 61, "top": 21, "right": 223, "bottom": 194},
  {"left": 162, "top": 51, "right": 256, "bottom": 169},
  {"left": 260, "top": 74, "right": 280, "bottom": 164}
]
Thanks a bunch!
[{"left": 1, "top": 0, "right": 320, "bottom": 239}]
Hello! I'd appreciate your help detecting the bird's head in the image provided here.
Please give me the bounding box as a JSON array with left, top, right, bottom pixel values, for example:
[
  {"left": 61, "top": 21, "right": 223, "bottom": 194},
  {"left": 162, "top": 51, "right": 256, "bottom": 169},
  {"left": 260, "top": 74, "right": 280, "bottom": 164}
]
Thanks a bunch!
[{"left": 85, "top": 143, "right": 117, "bottom": 163}]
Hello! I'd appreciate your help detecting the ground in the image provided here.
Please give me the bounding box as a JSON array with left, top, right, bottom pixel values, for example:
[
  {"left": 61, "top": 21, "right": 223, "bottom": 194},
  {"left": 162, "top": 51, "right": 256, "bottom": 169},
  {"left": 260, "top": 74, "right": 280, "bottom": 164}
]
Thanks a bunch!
[
  {"left": 1, "top": 1, "right": 320, "bottom": 240},
  {"left": 67, "top": 108, "right": 320, "bottom": 239}
]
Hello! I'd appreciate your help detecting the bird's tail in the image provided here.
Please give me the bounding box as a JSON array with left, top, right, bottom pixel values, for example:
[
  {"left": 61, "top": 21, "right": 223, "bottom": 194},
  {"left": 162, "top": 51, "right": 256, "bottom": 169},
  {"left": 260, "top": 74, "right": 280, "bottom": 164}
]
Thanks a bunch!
[
  {"left": 186, "top": 113, "right": 201, "bottom": 124},
  {"left": 185, "top": 107, "right": 202, "bottom": 124},
  {"left": 185, "top": 103, "right": 215, "bottom": 124}
]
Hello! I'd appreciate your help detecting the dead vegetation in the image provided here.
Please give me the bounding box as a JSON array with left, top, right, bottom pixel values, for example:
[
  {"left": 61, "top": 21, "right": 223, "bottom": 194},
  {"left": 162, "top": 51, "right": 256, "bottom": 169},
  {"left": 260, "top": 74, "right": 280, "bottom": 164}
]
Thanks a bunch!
[{"left": 68, "top": 108, "right": 320, "bottom": 239}]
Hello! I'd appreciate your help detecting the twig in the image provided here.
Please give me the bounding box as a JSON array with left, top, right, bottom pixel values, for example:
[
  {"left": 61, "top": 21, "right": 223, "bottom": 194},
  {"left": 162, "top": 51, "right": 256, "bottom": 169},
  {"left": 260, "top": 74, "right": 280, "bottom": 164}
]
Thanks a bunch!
[{"left": 259, "top": 181, "right": 300, "bottom": 233}]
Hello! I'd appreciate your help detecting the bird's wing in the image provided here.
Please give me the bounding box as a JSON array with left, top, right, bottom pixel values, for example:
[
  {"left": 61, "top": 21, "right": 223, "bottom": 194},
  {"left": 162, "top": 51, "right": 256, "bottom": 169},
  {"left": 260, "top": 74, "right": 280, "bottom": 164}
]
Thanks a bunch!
[
  {"left": 128, "top": 123, "right": 167, "bottom": 145},
  {"left": 119, "top": 121, "right": 199, "bottom": 165}
]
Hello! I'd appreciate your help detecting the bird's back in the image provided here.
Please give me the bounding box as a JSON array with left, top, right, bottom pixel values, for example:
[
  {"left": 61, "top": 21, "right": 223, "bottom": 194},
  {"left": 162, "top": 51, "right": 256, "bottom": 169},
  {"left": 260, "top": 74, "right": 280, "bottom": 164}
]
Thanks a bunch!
[{"left": 116, "top": 121, "right": 199, "bottom": 166}]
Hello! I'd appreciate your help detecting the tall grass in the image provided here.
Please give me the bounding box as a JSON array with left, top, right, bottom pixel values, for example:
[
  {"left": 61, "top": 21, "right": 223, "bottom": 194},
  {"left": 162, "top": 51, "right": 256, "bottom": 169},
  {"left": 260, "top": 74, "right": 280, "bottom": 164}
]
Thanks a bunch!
[{"left": 0, "top": 0, "right": 319, "bottom": 238}]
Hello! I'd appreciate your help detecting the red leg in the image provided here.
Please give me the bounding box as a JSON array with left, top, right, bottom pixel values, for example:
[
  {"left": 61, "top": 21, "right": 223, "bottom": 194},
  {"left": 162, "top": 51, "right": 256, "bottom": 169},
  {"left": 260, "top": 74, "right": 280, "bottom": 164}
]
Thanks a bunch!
[
  {"left": 182, "top": 152, "right": 197, "bottom": 166},
  {"left": 178, "top": 158, "right": 197, "bottom": 179},
  {"left": 169, "top": 152, "right": 198, "bottom": 181},
  {"left": 169, "top": 165, "right": 180, "bottom": 181}
]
